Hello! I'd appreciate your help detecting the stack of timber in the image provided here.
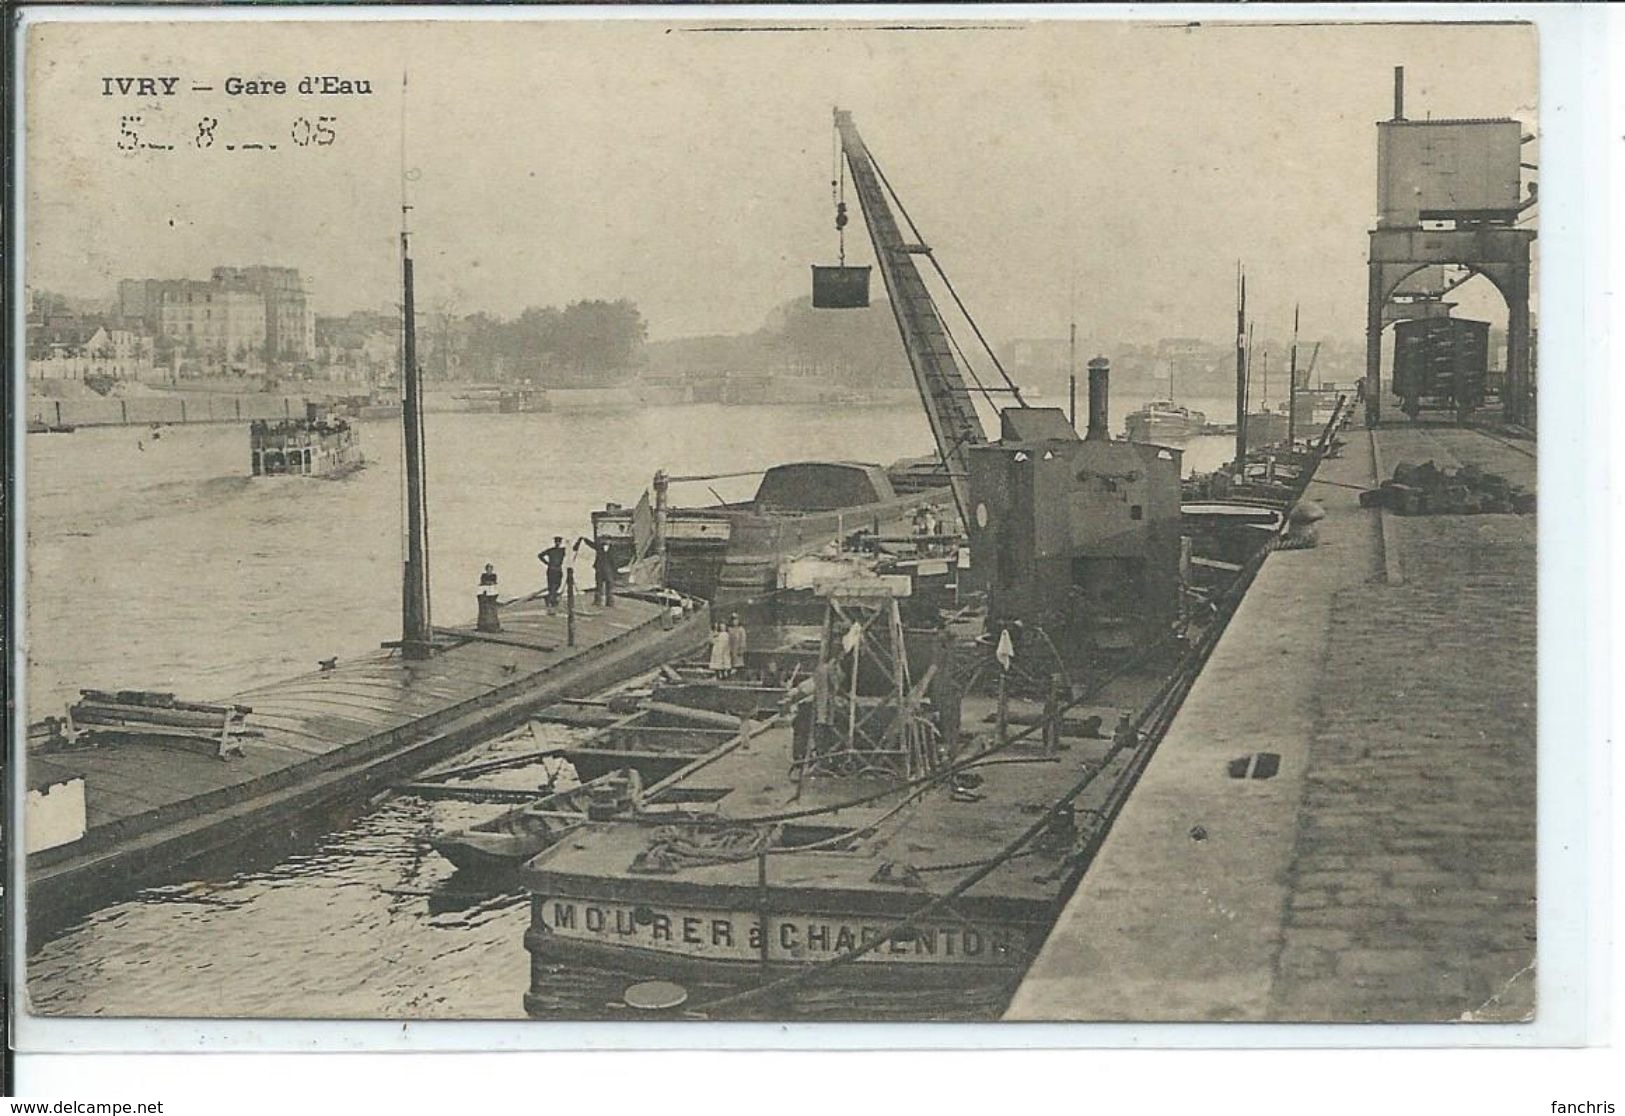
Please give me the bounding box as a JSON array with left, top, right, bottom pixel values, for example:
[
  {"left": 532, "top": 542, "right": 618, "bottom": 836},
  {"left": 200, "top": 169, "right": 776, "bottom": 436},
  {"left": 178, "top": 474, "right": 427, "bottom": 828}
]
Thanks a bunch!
[{"left": 66, "top": 690, "right": 251, "bottom": 759}]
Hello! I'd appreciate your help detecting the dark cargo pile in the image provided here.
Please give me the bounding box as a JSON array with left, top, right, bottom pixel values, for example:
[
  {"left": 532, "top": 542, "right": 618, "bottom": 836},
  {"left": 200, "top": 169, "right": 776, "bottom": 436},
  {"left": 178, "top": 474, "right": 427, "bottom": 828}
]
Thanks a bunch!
[{"left": 1360, "top": 460, "right": 1536, "bottom": 516}]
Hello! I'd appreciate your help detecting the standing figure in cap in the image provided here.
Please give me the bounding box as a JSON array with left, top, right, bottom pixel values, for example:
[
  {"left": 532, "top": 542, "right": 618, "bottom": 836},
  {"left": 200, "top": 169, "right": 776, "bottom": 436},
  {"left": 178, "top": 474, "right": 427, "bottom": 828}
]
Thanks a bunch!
[
  {"left": 537, "top": 536, "right": 567, "bottom": 613},
  {"left": 727, "top": 613, "right": 749, "bottom": 679}
]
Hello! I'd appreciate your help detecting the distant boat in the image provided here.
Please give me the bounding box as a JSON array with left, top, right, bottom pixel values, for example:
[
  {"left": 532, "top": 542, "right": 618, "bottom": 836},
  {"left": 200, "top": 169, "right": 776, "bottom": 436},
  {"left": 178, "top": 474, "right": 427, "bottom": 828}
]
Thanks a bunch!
[
  {"left": 1126, "top": 360, "right": 1204, "bottom": 444},
  {"left": 1125, "top": 399, "right": 1207, "bottom": 445},
  {"left": 251, "top": 402, "right": 364, "bottom": 477}
]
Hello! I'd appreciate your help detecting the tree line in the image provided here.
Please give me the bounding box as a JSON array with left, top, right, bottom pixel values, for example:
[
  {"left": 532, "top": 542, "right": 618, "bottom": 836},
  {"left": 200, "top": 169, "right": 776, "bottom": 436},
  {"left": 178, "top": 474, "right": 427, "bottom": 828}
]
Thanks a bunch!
[{"left": 461, "top": 299, "right": 648, "bottom": 386}]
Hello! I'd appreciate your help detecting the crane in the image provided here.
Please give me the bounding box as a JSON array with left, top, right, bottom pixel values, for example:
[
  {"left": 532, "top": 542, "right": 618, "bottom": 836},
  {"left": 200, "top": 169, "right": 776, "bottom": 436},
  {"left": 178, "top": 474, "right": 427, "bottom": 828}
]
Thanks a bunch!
[{"left": 827, "top": 108, "right": 1027, "bottom": 536}]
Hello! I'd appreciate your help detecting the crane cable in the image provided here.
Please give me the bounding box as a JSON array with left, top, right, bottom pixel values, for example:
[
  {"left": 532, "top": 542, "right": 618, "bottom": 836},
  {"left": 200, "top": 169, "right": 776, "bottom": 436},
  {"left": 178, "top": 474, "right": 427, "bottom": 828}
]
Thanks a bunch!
[{"left": 866, "top": 148, "right": 1028, "bottom": 409}]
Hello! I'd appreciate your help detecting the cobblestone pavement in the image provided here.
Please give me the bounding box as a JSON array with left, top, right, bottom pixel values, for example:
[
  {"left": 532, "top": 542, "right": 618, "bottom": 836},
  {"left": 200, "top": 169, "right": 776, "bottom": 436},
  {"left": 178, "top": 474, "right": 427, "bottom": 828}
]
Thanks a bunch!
[{"left": 1270, "top": 426, "right": 1536, "bottom": 1021}]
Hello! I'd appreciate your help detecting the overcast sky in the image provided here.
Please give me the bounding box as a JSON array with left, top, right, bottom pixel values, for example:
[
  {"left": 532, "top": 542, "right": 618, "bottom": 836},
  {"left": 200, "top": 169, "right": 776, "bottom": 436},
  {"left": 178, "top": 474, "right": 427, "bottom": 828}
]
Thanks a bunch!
[{"left": 25, "top": 17, "right": 1535, "bottom": 345}]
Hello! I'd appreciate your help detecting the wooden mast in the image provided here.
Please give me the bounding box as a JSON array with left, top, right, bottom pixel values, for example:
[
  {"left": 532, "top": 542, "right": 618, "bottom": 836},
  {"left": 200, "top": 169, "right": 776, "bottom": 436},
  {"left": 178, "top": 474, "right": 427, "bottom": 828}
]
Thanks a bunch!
[
  {"left": 1287, "top": 303, "right": 1300, "bottom": 450},
  {"left": 1234, "top": 264, "right": 1247, "bottom": 467},
  {"left": 400, "top": 228, "right": 434, "bottom": 659}
]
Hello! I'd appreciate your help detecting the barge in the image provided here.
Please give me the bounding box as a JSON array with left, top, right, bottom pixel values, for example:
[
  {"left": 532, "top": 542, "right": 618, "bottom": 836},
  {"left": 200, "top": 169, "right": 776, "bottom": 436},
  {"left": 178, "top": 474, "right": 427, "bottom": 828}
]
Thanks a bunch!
[
  {"left": 591, "top": 460, "right": 956, "bottom": 606},
  {"left": 517, "top": 388, "right": 1343, "bottom": 1011},
  {"left": 511, "top": 111, "right": 1351, "bottom": 1013},
  {"left": 26, "top": 592, "right": 710, "bottom": 933},
  {"left": 25, "top": 233, "right": 711, "bottom": 937},
  {"left": 520, "top": 382, "right": 1215, "bottom": 1000}
]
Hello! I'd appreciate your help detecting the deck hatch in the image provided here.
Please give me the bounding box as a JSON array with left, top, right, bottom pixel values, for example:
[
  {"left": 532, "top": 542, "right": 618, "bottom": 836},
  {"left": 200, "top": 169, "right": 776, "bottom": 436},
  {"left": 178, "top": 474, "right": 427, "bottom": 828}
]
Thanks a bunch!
[{"left": 1227, "top": 752, "right": 1282, "bottom": 780}]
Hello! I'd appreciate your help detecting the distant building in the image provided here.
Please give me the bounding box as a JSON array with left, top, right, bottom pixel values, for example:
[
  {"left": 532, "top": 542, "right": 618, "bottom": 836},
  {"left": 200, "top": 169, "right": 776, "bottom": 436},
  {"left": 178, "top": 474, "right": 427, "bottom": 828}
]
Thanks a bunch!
[
  {"left": 25, "top": 315, "right": 154, "bottom": 382},
  {"left": 314, "top": 310, "right": 399, "bottom": 384},
  {"left": 1155, "top": 337, "right": 1210, "bottom": 360},
  {"left": 115, "top": 266, "right": 315, "bottom": 372},
  {"left": 158, "top": 279, "right": 267, "bottom": 371},
  {"left": 212, "top": 266, "right": 314, "bottom": 360},
  {"left": 1008, "top": 338, "right": 1074, "bottom": 377}
]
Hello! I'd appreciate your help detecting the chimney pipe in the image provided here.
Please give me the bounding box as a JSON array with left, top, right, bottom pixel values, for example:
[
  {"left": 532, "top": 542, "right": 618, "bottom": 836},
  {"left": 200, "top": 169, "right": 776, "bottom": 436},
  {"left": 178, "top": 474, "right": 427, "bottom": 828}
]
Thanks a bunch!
[
  {"left": 1393, "top": 66, "right": 1405, "bottom": 121},
  {"left": 1085, "top": 356, "right": 1110, "bottom": 441}
]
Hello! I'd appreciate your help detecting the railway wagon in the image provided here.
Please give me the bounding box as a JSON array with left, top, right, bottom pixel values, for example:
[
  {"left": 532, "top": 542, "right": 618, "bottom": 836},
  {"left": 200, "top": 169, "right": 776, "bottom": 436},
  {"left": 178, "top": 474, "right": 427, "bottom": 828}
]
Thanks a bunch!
[{"left": 1393, "top": 316, "right": 1490, "bottom": 422}]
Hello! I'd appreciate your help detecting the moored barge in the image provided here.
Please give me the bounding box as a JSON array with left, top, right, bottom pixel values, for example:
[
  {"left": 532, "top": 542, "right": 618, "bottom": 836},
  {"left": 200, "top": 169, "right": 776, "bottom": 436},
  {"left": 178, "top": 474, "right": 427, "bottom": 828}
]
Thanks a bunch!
[
  {"left": 514, "top": 110, "right": 1348, "bottom": 1013},
  {"left": 26, "top": 591, "right": 711, "bottom": 934},
  {"left": 25, "top": 233, "right": 712, "bottom": 938},
  {"left": 591, "top": 460, "right": 956, "bottom": 606}
]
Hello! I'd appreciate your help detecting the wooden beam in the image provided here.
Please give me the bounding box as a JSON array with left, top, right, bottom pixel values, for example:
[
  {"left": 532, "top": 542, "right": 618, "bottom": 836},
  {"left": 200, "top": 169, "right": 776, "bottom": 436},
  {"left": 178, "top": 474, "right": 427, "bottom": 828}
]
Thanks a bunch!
[
  {"left": 641, "top": 700, "right": 752, "bottom": 730},
  {"left": 429, "top": 627, "right": 558, "bottom": 653}
]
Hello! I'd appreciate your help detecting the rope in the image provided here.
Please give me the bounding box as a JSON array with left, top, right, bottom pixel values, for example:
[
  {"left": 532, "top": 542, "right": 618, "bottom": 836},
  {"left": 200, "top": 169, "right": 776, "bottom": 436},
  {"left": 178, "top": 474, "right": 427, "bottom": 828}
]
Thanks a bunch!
[
  {"left": 689, "top": 732, "right": 1137, "bottom": 1017},
  {"left": 688, "top": 508, "right": 1294, "bottom": 1016},
  {"left": 629, "top": 824, "right": 771, "bottom": 874},
  {"left": 936, "top": 296, "right": 1004, "bottom": 415},
  {"left": 641, "top": 630, "right": 1167, "bottom": 829}
]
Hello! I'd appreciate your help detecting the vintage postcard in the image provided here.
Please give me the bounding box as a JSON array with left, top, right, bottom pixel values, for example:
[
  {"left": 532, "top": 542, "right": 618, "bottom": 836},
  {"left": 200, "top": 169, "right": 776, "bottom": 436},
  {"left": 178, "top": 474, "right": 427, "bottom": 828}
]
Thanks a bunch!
[{"left": 13, "top": 11, "right": 1544, "bottom": 1031}]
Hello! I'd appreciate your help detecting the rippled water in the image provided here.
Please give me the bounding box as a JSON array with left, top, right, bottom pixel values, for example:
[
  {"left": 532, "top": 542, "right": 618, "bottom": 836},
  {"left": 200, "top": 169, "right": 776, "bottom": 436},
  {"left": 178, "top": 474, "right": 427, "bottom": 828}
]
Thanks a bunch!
[{"left": 24, "top": 392, "right": 1238, "bottom": 1021}]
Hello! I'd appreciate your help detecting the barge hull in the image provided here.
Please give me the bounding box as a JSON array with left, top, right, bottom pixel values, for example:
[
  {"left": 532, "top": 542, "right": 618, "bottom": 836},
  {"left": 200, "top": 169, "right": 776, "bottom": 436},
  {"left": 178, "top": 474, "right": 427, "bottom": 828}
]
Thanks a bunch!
[
  {"left": 523, "top": 920, "right": 1033, "bottom": 994},
  {"left": 27, "top": 599, "right": 710, "bottom": 937}
]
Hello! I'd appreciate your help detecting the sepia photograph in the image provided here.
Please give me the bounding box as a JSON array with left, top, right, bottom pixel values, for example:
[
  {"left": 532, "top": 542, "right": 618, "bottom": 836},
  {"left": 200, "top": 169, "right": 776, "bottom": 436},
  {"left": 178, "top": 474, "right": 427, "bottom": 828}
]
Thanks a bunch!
[{"left": 12, "top": 10, "right": 1552, "bottom": 1034}]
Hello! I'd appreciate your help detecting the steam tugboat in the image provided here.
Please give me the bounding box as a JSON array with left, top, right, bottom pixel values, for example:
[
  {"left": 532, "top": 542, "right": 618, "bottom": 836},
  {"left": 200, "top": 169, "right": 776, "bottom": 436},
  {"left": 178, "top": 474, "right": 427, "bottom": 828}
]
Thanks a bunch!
[
  {"left": 1124, "top": 399, "right": 1207, "bottom": 445},
  {"left": 1125, "top": 361, "right": 1205, "bottom": 445},
  {"left": 250, "top": 402, "right": 364, "bottom": 477}
]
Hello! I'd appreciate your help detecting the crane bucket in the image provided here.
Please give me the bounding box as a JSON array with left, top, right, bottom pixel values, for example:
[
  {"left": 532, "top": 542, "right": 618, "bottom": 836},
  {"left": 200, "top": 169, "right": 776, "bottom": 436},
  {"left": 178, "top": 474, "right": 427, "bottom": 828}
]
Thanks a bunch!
[{"left": 811, "top": 265, "right": 871, "bottom": 309}]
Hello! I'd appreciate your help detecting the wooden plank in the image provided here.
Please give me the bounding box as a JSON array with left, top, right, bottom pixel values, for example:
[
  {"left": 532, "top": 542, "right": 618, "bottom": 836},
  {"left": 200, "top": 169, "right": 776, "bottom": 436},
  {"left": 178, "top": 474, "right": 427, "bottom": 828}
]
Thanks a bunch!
[
  {"left": 393, "top": 783, "right": 544, "bottom": 803},
  {"left": 432, "top": 626, "right": 560, "bottom": 653},
  {"left": 641, "top": 701, "right": 753, "bottom": 730}
]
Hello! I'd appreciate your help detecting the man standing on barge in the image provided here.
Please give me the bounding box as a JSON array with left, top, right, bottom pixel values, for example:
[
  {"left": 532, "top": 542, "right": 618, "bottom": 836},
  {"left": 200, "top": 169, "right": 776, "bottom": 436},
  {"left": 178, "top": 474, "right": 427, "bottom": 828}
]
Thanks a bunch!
[
  {"left": 575, "top": 535, "right": 618, "bottom": 608},
  {"left": 537, "top": 536, "right": 567, "bottom": 612}
]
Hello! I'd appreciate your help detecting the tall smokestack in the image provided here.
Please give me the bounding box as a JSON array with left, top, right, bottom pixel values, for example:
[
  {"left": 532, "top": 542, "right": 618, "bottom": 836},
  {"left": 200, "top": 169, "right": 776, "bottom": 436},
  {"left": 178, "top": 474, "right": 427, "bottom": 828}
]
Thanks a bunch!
[
  {"left": 1393, "top": 65, "right": 1405, "bottom": 120},
  {"left": 1085, "top": 356, "right": 1110, "bottom": 441}
]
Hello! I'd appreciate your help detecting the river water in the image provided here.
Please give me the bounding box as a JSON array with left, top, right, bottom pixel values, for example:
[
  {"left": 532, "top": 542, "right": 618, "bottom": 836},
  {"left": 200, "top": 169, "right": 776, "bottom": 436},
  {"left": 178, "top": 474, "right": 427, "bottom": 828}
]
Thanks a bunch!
[{"left": 23, "top": 393, "right": 1238, "bottom": 1021}]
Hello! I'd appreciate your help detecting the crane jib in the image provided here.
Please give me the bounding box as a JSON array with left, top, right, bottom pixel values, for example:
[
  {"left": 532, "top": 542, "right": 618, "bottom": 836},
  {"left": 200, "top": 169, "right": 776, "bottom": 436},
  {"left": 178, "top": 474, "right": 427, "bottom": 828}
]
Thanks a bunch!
[{"left": 831, "top": 109, "right": 989, "bottom": 534}]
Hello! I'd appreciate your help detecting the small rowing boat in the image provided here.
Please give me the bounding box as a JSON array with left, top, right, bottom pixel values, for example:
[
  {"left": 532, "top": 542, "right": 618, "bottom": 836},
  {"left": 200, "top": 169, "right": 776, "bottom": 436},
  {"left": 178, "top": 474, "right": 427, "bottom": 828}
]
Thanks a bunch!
[{"left": 430, "top": 770, "right": 639, "bottom": 875}]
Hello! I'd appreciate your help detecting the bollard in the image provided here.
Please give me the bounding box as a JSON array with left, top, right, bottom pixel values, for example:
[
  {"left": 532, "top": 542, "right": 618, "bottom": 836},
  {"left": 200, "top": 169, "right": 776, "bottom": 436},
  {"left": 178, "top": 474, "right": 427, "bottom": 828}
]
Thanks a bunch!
[
  {"left": 476, "top": 592, "right": 502, "bottom": 633},
  {"left": 566, "top": 568, "right": 577, "bottom": 647},
  {"left": 996, "top": 667, "right": 1009, "bottom": 745}
]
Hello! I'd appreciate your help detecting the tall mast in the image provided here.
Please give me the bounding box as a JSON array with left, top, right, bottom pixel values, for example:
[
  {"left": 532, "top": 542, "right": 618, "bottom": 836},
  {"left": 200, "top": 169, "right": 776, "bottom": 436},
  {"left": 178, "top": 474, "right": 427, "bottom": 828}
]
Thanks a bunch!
[
  {"left": 399, "top": 226, "right": 433, "bottom": 658},
  {"left": 1234, "top": 265, "right": 1247, "bottom": 466},
  {"left": 1287, "top": 303, "right": 1300, "bottom": 449},
  {"left": 394, "top": 67, "right": 433, "bottom": 660}
]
